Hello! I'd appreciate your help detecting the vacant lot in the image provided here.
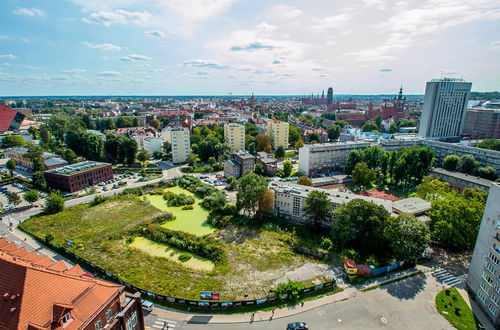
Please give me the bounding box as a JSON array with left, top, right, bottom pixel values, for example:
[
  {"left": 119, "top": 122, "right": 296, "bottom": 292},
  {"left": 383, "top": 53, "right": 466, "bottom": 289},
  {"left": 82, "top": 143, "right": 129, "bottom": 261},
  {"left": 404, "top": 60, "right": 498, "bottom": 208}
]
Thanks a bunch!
[{"left": 21, "top": 190, "right": 326, "bottom": 300}]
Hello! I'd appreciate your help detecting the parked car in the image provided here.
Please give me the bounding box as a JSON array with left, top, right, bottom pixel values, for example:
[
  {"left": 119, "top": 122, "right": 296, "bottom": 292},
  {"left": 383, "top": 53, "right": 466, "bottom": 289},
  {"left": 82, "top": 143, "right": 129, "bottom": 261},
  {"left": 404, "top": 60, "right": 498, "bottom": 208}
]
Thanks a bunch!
[
  {"left": 287, "top": 322, "right": 309, "bottom": 330},
  {"left": 141, "top": 300, "right": 154, "bottom": 313}
]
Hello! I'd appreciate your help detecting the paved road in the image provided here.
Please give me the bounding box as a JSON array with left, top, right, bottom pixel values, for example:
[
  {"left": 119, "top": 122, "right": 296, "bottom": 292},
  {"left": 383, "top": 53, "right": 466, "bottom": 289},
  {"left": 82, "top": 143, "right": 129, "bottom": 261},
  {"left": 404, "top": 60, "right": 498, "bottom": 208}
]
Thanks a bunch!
[{"left": 173, "top": 274, "right": 453, "bottom": 330}]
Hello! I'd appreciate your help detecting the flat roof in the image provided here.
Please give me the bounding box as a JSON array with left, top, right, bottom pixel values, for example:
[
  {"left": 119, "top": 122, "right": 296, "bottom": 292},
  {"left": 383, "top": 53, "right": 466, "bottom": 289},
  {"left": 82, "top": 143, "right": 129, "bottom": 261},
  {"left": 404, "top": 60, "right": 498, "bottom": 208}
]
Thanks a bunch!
[
  {"left": 392, "top": 197, "right": 431, "bottom": 215},
  {"left": 45, "top": 160, "right": 110, "bottom": 176},
  {"left": 430, "top": 167, "right": 493, "bottom": 187}
]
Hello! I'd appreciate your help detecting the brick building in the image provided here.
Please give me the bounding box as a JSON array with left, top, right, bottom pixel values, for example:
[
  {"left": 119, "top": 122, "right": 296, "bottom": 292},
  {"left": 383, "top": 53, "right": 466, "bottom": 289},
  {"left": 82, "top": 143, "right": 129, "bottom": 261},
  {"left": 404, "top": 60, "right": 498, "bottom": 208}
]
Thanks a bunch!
[
  {"left": 44, "top": 161, "right": 113, "bottom": 192},
  {"left": 0, "top": 237, "right": 145, "bottom": 330},
  {"left": 224, "top": 152, "right": 255, "bottom": 178},
  {"left": 5, "top": 147, "right": 68, "bottom": 171},
  {"left": 255, "top": 152, "right": 278, "bottom": 176},
  {"left": 462, "top": 108, "right": 500, "bottom": 139}
]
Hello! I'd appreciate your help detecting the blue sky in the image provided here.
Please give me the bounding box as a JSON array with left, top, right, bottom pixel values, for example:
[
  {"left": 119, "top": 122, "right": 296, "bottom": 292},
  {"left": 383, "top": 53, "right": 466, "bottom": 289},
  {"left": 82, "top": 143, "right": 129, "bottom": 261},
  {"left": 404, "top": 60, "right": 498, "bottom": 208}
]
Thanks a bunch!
[{"left": 0, "top": 0, "right": 499, "bottom": 96}]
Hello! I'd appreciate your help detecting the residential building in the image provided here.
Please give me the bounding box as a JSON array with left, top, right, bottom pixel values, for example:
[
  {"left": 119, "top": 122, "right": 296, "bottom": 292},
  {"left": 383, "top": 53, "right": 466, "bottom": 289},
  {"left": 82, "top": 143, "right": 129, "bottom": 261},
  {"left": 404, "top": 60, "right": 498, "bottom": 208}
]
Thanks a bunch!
[
  {"left": 223, "top": 151, "right": 255, "bottom": 178},
  {"left": 224, "top": 123, "right": 245, "bottom": 152},
  {"left": 4, "top": 147, "right": 68, "bottom": 171},
  {"left": 163, "top": 127, "right": 191, "bottom": 164},
  {"left": 301, "top": 129, "right": 328, "bottom": 143},
  {"left": 0, "top": 105, "right": 25, "bottom": 133},
  {"left": 467, "top": 183, "right": 500, "bottom": 326},
  {"left": 266, "top": 120, "right": 289, "bottom": 149},
  {"left": 44, "top": 161, "right": 113, "bottom": 192},
  {"left": 298, "top": 141, "right": 371, "bottom": 176},
  {"left": 418, "top": 78, "right": 472, "bottom": 141},
  {"left": 134, "top": 135, "right": 163, "bottom": 155},
  {"left": 255, "top": 151, "right": 278, "bottom": 176},
  {"left": 463, "top": 108, "right": 500, "bottom": 139},
  {"left": 0, "top": 237, "right": 145, "bottom": 330},
  {"left": 430, "top": 167, "right": 494, "bottom": 191}
]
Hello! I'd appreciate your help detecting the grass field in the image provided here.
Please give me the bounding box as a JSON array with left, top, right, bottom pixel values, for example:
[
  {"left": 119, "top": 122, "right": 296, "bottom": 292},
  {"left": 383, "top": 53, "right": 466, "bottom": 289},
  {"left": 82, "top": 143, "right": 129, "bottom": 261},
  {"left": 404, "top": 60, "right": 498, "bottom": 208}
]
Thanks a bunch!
[
  {"left": 20, "top": 192, "right": 324, "bottom": 300},
  {"left": 142, "top": 186, "right": 215, "bottom": 236},
  {"left": 435, "top": 288, "right": 480, "bottom": 330}
]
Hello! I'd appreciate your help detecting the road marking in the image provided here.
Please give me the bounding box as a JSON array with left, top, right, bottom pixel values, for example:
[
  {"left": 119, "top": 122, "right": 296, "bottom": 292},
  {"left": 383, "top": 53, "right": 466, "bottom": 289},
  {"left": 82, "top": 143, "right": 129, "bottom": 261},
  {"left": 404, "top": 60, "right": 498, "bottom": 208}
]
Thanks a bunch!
[{"left": 153, "top": 318, "right": 177, "bottom": 329}]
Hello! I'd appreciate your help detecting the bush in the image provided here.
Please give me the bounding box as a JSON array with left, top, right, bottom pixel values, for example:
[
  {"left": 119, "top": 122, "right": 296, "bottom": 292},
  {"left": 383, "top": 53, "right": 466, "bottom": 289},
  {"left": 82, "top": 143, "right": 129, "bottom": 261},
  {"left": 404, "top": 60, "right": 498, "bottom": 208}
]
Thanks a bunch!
[
  {"left": 178, "top": 253, "right": 192, "bottom": 262},
  {"left": 89, "top": 195, "right": 107, "bottom": 207},
  {"left": 274, "top": 279, "right": 307, "bottom": 302},
  {"left": 182, "top": 205, "right": 194, "bottom": 210},
  {"left": 152, "top": 213, "right": 175, "bottom": 224},
  {"left": 44, "top": 193, "right": 64, "bottom": 215},
  {"left": 163, "top": 192, "right": 195, "bottom": 206},
  {"left": 320, "top": 237, "right": 333, "bottom": 251},
  {"left": 201, "top": 191, "right": 227, "bottom": 210},
  {"left": 44, "top": 233, "right": 54, "bottom": 244}
]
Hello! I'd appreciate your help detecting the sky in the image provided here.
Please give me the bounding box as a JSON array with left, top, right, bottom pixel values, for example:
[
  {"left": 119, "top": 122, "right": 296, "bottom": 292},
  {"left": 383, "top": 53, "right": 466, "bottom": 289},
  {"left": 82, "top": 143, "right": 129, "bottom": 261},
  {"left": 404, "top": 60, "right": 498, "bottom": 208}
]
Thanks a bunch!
[{"left": 0, "top": 0, "right": 499, "bottom": 96}]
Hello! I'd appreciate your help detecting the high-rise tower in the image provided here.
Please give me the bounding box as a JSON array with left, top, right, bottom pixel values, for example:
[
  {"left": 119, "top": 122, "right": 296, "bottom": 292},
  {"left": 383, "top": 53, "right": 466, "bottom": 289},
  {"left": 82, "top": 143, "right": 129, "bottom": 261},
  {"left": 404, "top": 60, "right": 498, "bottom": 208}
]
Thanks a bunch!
[{"left": 327, "top": 87, "right": 333, "bottom": 106}]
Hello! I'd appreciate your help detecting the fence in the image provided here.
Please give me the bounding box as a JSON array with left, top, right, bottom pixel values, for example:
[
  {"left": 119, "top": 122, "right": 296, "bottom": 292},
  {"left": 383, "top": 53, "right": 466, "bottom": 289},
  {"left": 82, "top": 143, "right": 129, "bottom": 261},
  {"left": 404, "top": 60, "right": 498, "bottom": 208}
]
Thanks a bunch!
[{"left": 61, "top": 247, "right": 336, "bottom": 309}]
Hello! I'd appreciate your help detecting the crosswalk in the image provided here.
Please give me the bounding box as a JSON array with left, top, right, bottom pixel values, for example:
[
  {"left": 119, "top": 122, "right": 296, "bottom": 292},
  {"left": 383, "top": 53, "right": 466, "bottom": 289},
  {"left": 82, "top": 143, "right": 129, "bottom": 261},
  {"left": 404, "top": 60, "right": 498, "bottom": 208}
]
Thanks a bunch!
[
  {"left": 432, "top": 268, "right": 467, "bottom": 287},
  {"left": 151, "top": 318, "right": 177, "bottom": 329}
]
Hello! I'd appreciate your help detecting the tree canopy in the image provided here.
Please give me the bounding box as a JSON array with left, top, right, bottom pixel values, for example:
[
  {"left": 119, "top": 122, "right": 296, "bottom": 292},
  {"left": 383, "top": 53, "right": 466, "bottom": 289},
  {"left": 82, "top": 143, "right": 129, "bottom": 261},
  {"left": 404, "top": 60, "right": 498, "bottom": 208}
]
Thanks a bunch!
[
  {"left": 236, "top": 173, "right": 268, "bottom": 216},
  {"left": 303, "top": 190, "right": 333, "bottom": 227}
]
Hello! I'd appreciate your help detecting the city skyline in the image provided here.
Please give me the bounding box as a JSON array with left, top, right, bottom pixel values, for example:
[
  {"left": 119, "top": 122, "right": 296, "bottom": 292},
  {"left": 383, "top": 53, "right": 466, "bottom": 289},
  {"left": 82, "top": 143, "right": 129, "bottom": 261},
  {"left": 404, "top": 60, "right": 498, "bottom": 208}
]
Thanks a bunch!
[{"left": 1, "top": 0, "right": 500, "bottom": 96}]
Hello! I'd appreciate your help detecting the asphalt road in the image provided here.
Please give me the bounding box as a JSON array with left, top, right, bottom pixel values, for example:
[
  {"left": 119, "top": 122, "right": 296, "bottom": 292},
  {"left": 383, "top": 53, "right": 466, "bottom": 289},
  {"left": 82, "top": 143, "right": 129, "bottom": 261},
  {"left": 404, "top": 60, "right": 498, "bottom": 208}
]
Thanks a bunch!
[{"left": 169, "top": 274, "right": 452, "bottom": 330}]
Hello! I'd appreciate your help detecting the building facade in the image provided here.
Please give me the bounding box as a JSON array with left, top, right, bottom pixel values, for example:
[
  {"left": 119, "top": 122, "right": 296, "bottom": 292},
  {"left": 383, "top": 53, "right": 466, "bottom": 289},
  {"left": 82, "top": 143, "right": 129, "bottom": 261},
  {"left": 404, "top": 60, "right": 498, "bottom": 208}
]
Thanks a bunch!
[
  {"left": 5, "top": 147, "right": 68, "bottom": 170},
  {"left": 418, "top": 78, "right": 472, "bottom": 141},
  {"left": 255, "top": 152, "right": 278, "bottom": 176},
  {"left": 463, "top": 108, "right": 500, "bottom": 140},
  {"left": 467, "top": 183, "right": 500, "bottom": 326},
  {"left": 134, "top": 135, "right": 163, "bottom": 155},
  {"left": 223, "top": 152, "right": 255, "bottom": 178},
  {"left": 298, "top": 141, "right": 371, "bottom": 176},
  {"left": 429, "top": 167, "right": 494, "bottom": 191},
  {"left": 44, "top": 161, "right": 113, "bottom": 192},
  {"left": 0, "top": 237, "right": 145, "bottom": 330},
  {"left": 224, "top": 123, "right": 245, "bottom": 152},
  {"left": 163, "top": 127, "right": 191, "bottom": 164},
  {"left": 266, "top": 120, "right": 289, "bottom": 149}
]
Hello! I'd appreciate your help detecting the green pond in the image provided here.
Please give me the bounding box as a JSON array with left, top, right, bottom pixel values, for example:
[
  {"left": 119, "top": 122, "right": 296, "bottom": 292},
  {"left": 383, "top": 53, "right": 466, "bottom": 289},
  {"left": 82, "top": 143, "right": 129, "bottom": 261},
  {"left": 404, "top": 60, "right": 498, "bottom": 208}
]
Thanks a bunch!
[
  {"left": 130, "top": 237, "right": 215, "bottom": 271},
  {"left": 142, "top": 186, "right": 216, "bottom": 236}
]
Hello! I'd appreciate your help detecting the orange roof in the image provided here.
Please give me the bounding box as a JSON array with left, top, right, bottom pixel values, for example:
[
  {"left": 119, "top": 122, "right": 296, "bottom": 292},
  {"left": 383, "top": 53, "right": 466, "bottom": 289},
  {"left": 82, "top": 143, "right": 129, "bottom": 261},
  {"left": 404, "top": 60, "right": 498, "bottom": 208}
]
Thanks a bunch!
[{"left": 0, "top": 239, "right": 123, "bottom": 330}]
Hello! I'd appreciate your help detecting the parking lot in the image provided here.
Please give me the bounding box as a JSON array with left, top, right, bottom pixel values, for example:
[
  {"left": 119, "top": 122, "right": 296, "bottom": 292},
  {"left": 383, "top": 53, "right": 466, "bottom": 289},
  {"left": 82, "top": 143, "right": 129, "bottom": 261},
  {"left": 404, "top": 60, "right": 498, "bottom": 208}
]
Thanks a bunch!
[{"left": 0, "top": 182, "right": 46, "bottom": 211}]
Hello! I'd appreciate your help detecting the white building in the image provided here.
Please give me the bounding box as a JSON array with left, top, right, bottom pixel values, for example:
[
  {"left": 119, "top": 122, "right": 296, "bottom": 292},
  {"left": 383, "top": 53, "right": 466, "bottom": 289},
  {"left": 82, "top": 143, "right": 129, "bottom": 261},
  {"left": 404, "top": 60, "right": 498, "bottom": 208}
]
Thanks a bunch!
[
  {"left": 163, "top": 127, "right": 191, "bottom": 164},
  {"left": 418, "top": 78, "right": 472, "bottom": 141},
  {"left": 467, "top": 183, "right": 500, "bottom": 326},
  {"left": 298, "top": 141, "right": 371, "bottom": 176},
  {"left": 133, "top": 135, "right": 163, "bottom": 155}
]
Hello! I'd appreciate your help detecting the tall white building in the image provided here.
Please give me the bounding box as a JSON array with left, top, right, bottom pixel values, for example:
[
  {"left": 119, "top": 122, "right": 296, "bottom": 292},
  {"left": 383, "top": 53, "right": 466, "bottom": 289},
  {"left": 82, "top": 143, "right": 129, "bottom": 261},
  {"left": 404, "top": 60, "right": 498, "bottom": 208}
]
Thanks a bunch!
[
  {"left": 467, "top": 183, "right": 500, "bottom": 326},
  {"left": 163, "top": 127, "right": 191, "bottom": 164},
  {"left": 224, "top": 123, "right": 245, "bottom": 152},
  {"left": 418, "top": 78, "right": 472, "bottom": 141}
]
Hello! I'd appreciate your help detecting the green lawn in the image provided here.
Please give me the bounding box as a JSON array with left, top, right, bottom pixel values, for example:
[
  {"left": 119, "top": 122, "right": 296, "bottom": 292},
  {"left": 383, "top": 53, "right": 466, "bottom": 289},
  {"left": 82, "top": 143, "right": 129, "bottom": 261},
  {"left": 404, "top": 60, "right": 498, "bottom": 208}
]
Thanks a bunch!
[
  {"left": 435, "top": 288, "right": 480, "bottom": 330},
  {"left": 141, "top": 186, "right": 216, "bottom": 236}
]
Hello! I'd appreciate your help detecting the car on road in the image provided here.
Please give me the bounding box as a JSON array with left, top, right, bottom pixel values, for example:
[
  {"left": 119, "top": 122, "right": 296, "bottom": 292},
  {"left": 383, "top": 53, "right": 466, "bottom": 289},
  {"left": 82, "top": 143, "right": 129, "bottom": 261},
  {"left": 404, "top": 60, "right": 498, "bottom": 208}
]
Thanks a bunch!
[
  {"left": 141, "top": 300, "right": 154, "bottom": 313},
  {"left": 287, "top": 322, "right": 309, "bottom": 330}
]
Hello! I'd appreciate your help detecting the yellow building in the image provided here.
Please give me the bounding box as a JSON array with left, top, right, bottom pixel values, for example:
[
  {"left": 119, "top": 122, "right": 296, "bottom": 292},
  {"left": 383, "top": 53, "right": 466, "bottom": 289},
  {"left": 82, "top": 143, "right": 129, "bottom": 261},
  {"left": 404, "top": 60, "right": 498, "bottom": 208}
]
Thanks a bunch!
[
  {"left": 163, "top": 127, "right": 191, "bottom": 164},
  {"left": 224, "top": 123, "right": 246, "bottom": 152},
  {"left": 266, "top": 120, "right": 289, "bottom": 149}
]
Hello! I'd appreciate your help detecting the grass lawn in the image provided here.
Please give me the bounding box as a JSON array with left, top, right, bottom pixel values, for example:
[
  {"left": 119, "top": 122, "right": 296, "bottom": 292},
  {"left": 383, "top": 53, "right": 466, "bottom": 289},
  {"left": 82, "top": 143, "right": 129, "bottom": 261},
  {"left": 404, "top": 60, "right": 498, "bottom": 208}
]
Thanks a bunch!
[
  {"left": 141, "top": 186, "right": 216, "bottom": 236},
  {"left": 20, "top": 193, "right": 326, "bottom": 300},
  {"left": 435, "top": 288, "right": 480, "bottom": 330},
  {"left": 130, "top": 237, "right": 215, "bottom": 271}
]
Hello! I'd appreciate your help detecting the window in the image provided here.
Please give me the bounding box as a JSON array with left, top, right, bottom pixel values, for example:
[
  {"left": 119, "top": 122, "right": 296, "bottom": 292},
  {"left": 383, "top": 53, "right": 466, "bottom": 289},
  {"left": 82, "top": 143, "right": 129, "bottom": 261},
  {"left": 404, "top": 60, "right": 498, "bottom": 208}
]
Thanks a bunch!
[
  {"left": 95, "top": 320, "right": 102, "bottom": 330},
  {"left": 493, "top": 294, "right": 500, "bottom": 307},
  {"left": 478, "top": 290, "right": 487, "bottom": 304},
  {"left": 61, "top": 312, "right": 71, "bottom": 324},
  {"left": 105, "top": 308, "right": 112, "bottom": 322},
  {"left": 126, "top": 312, "right": 138, "bottom": 330},
  {"left": 486, "top": 262, "right": 497, "bottom": 276},
  {"left": 488, "top": 303, "right": 497, "bottom": 316}
]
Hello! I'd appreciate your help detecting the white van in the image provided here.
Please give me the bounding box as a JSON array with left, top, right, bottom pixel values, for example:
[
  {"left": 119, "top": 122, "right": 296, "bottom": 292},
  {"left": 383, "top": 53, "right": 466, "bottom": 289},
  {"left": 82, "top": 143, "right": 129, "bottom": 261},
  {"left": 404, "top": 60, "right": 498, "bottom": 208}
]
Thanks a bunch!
[{"left": 141, "top": 300, "right": 154, "bottom": 312}]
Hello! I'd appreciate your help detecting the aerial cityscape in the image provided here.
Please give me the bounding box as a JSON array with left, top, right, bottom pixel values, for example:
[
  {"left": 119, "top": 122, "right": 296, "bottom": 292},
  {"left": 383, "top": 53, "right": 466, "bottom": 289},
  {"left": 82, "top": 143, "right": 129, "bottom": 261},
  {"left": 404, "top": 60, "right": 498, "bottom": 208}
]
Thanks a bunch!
[{"left": 1, "top": 1, "right": 500, "bottom": 330}]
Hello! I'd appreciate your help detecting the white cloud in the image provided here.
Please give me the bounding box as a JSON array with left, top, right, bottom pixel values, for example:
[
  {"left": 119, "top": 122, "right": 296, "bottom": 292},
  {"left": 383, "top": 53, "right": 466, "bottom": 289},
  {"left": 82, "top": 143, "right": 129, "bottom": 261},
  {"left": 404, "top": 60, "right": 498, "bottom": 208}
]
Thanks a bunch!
[
  {"left": 62, "top": 69, "right": 86, "bottom": 74},
  {"left": 163, "top": 0, "right": 238, "bottom": 24},
  {"left": 121, "top": 54, "right": 152, "bottom": 61},
  {"left": 308, "top": 13, "right": 353, "bottom": 33},
  {"left": 182, "top": 59, "right": 231, "bottom": 69},
  {"left": 257, "top": 22, "right": 276, "bottom": 32},
  {"left": 0, "top": 36, "right": 10, "bottom": 41},
  {"left": 98, "top": 71, "right": 121, "bottom": 76},
  {"left": 0, "top": 55, "right": 17, "bottom": 60},
  {"left": 362, "top": 0, "right": 386, "bottom": 9},
  {"left": 21, "top": 38, "right": 31, "bottom": 43},
  {"left": 83, "top": 10, "right": 151, "bottom": 27},
  {"left": 491, "top": 40, "right": 500, "bottom": 49},
  {"left": 145, "top": 30, "right": 166, "bottom": 38},
  {"left": 13, "top": 8, "right": 46, "bottom": 17},
  {"left": 83, "top": 41, "right": 122, "bottom": 51},
  {"left": 268, "top": 5, "right": 302, "bottom": 19}
]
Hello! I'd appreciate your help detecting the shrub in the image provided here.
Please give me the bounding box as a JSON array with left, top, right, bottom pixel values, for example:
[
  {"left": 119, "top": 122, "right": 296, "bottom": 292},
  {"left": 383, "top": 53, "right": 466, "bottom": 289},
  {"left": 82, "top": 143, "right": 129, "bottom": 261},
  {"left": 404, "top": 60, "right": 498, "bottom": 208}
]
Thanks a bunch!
[
  {"left": 152, "top": 213, "right": 175, "bottom": 224},
  {"left": 44, "top": 233, "right": 54, "bottom": 244},
  {"left": 125, "top": 237, "right": 134, "bottom": 244},
  {"left": 163, "top": 192, "right": 195, "bottom": 206},
  {"left": 182, "top": 205, "right": 194, "bottom": 210},
  {"left": 274, "top": 279, "right": 307, "bottom": 302},
  {"left": 320, "top": 237, "right": 333, "bottom": 251},
  {"left": 44, "top": 193, "right": 64, "bottom": 215},
  {"left": 89, "top": 195, "right": 107, "bottom": 207},
  {"left": 178, "top": 253, "right": 192, "bottom": 262},
  {"left": 201, "top": 191, "right": 227, "bottom": 210}
]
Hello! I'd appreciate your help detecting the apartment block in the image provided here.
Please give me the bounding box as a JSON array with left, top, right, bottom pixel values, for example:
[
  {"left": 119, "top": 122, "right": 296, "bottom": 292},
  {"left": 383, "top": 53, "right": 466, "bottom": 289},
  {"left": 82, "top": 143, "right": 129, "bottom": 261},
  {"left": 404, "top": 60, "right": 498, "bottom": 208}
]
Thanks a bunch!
[
  {"left": 298, "top": 141, "right": 371, "bottom": 176},
  {"left": 223, "top": 151, "right": 255, "bottom": 178},
  {"left": 163, "top": 127, "right": 191, "bottom": 164},
  {"left": 224, "top": 123, "right": 246, "bottom": 152},
  {"left": 467, "top": 183, "right": 500, "bottom": 326},
  {"left": 44, "top": 161, "right": 113, "bottom": 193},
  {"left": 266, "top": 120, "right": 289, "bottom": 149},
  {"left": 463, "top": 108, "right": 500, "bottom": 140}
]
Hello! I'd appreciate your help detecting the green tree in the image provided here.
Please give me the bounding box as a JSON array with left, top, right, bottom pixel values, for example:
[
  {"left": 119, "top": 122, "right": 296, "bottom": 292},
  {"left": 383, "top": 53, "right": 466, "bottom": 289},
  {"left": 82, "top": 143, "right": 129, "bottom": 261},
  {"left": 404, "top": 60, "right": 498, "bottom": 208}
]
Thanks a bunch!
[
  {"left": 384, "top": 213, "right": 430, "bottom": 264},
  {"left": 149, "top": 119, "right": 161, "bottom": 129},
  {"left": 257, "top": 188, "right": 275, "bottom": 218},
  {"left": 6, "top": 159, "right": 16, "bottom": 176},
  {"left": 331, "top": 199, "right": 390, "bottom": 255},
  {"left": 297, "top": 176, "right": 313, "bottom": 186},
  {"left": 23, "top": 190, "right": 39, "bottom": 205},
  {"left": 31, "top": 171, "right": 46, "bottom": 188},
  {"left": 475, "top": 139, "right": 500, "bottom": 152},
  {"left": 335, "top": 120, "right": 348, "bottom": 129},
  {"left": 63, "top": 148, "right": 77, "bottom": 164},
  {"left": 459, "top": 154, "right": 479, "bottom": 174},
  {"left": 442, "top": 154, "right": 459, "bottom": 171},
  {"left": 274, "top": 146, "right": 285, "bottom": 159},
  {"left": 274, "top": 279, "right": 307, "bottom": 302},
  {"left": 236, "top": 172, "right": 268, "bottom": 216},
  {"left": 255, "top": 134, "right": 272, "bottom": 153},
  {"left": 288, "top": 124, "right": 301, "bottom": 145},
  {"left": 361, "top": 122, "right": 378, "bottom": 132},
  {"left": 163, "top": 141, "right": 171, "bottom": 154},
  {"left": 351, "top": 162, "right": 376, "bottom": 189},
  {"left": 429, "top": 193, "right": 484, "bottom": 251},
  {"left": 294, "top": 139, "right": 304, "bottom": 149},
  {"left": 283, "top": 160, "right": 293, "bottom": 178},
  {"left": 7, "top": 192, "right": 21, "bottom": 206},
  {"left": 476, "top": 166, "right": 497, "bottom": 180},
  {"left": 132, "top": 118, "right": 140, "bottom": 127},
  {"left": 327, "top": 125, "right": 341, "bottom": 141},
  {"left": 303, "top": 190, "right": 333, "bottom": 227},
  {"left": 388, "top": 124, "right": 399, "bottom": 134},
  {"left": 345, "top": 149, "right": 363, "bottom": 174},
  {"left": 413, "top": 176, "right": 451, "bottom": 201},
  {"left": 374, "top": 115, "right": 382, "bottom": 131},
  {"left": 116, "top": 117, "right": 133, "bottom": 128},
  {"left": 247, "top": 142, "right": 256, "bottom": 155},
  {"left": 254, "top": 162, "right": 265, "bottom": 176},
  {"left": 308, "top": 132, "right": 320, "bottom": 143},
  {"left": 44, "top": 192, "right": 65, "bottom": 214},
  {"left": 1, "top": 135, "right": 25, "bottom": 148},
  {"left": 136, "top": 150, "right": 151, "bottom": 167}
]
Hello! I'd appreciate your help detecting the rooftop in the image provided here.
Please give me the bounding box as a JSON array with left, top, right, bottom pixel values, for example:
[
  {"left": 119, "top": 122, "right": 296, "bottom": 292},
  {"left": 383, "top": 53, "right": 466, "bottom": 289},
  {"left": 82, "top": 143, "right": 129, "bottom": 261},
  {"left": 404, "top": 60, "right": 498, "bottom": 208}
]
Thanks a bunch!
[
  {"left": 45, "top": 161, "right": 110, "bottom": 176},
  {"left": 430, "top": 167, "right": 494, "bottom": 187},
  {"left": 392, "top": 197, "right": 431, "bottom": 215}
]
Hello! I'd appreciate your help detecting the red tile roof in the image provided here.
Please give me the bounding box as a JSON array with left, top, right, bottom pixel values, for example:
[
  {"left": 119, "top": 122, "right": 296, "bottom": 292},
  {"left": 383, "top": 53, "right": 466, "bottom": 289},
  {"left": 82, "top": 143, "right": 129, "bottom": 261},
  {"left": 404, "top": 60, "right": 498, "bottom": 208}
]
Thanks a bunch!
[
  {"left": 0, "top": 238, "right": 123, "bottom": 330},
  {"left": 0, "top": 105, "right": 17, "bottom": 131}
]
